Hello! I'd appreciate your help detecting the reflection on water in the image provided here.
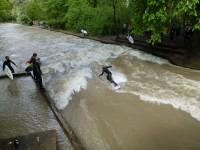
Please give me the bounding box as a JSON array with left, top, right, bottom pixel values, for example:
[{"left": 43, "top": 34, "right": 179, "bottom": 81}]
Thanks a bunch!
[
  {"left": 0, "top": 77, "right": 73, "bottom": 150},
  {"left": 1, "top": 23, "right": 200, "bottom": 150}
]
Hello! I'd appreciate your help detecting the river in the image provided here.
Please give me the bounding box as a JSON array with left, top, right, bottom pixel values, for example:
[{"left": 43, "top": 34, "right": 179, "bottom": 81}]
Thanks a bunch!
[{"left": 1, "top": 23, "right": 200, "bottom": 150}]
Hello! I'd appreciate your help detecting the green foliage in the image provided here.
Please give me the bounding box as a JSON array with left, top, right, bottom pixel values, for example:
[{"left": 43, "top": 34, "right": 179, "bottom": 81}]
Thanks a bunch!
[
  {"left": 130, "top": 0, "right": 168, "bottom": 43},
  {"left": 7, "top": 0, "right": 200, "bottom": 43},
  {"left": 174, "top": 0, "right": 199, "bottom": 16},
  {"left": 66, "top": 0, "right": 90, "bottom": 31},
  {"left": 129, "top": 0, "right": 200, "bottom": 44},
  {"left": 24, "top": 0, "right": 43, "bottom": 21},
  {"left": 41, "top": 0, "right": 68, "bottom": 29},
  {"left": 129, "top": 0, "right": 148, "bottom": 35},
  {"left": 11, "top": 3, "right": 32, "bottom": 24},
  {"left": 66, "top": 0, "right": 115, "bottom": 35},
  {"left": 0, "top": 0, "right": 12, "bottom": 22},
  {"left": 88, "top": 6, "right": 115, "bottom": 35},
  {"left": 193, "top": 19, "right": 200, "bottom": 30}
]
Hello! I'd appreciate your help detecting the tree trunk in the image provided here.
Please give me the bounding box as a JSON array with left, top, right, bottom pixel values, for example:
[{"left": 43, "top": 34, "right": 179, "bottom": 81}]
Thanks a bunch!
[{"left": 113, "top": 0, "right": 117, "bottom": 33}]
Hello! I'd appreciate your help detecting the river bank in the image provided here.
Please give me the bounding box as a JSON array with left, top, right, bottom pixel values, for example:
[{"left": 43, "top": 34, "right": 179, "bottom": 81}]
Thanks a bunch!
[{"left": 45, "top": 27, "right": 200, "bottom": 70}]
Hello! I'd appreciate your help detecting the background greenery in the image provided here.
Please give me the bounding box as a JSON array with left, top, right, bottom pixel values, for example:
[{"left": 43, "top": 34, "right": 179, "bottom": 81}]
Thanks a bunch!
[{"left": 1, "top": 0, "right": 200, "bottom": 43}]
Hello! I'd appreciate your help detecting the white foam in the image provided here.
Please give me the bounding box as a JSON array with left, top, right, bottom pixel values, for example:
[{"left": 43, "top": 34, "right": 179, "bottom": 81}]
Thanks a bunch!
[
  {"left": 139, "top": 94, "right": 200, "bottom": 121},
  {"left": 112, "top": 71, "right": 127, "bottom": 84},
  {"left": 119, "top": 70, "right": 200, "bottom": 121},
  {"left": 128, "top": 50, "right": 169, "bottom": 65},
  {"left": 48, "top": 68, "right": 92, "bottom": 110}
]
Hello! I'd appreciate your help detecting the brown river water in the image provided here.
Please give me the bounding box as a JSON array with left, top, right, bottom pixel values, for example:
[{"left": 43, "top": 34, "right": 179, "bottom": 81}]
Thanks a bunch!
[{"left": 0, "top": 23, "right": 200, "bottom": 150}]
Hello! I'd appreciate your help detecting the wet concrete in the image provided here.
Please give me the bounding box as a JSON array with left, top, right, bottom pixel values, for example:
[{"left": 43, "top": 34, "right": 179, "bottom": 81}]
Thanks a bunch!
[{"left": 0, "top": 130, "right": 57, "bottom": 150}]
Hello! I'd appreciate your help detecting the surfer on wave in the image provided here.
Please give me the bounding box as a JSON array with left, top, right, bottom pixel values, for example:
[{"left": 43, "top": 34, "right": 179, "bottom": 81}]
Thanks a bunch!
[
  {"left": 99, "top": 65, "right": 118, "bottom": 87},
  {"left": 3, "top": 56, "right": 18, "bottom": 73}
]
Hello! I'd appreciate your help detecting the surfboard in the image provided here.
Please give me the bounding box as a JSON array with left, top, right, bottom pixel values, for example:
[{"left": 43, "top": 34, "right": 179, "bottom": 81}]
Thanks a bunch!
[
  {"left": 81, "top": 29, "right": 87, "bottom": 34},
  {"left": 5, "top": 65, "right": 13, "bottom": 80},
  {"left": 127, "top": 35, "right": 134, "bottom": 44},
  {"left": 111, "top": 83, "right": 120, "bottom": 90},
  {"left": 0, "top": 61, "right": 3, "bottom": 67}
]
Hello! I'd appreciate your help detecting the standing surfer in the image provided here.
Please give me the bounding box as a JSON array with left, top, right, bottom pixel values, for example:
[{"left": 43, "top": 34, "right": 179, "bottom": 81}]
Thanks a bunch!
[
  {"left": 3, "top": 56, "right": 18, "bottom": 73},
  {"left": 25, "top": 53, "right": 38, "bottom": 76},
  {"left": 30, "top": 53, "right": 37, "bottom": 80},
  {"left": 30, "top": 53, "right": 37, "bottom": 63},
  {"left": 99, "top": 65, "right": 118, "bottom": 86},
  {"left": 32, "top": 58, "right": 45, "bottom": 91}
]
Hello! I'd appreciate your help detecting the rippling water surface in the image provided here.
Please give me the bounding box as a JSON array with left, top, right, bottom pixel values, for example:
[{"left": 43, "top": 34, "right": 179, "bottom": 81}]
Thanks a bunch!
[{"left": 0, "top": 77, "right": 73, "bottom": 150}]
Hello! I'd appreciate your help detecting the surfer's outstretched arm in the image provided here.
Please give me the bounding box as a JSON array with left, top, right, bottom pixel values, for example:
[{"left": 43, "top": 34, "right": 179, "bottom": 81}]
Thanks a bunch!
[
  {"left": 99, "top": 66, "right": 105, "bottom": 76},
  {"left": 99, "top": 70, "right": 104, "bottom": 76},
  {"left": 10, "top": 60, "right": 18, "bottom": 67}
]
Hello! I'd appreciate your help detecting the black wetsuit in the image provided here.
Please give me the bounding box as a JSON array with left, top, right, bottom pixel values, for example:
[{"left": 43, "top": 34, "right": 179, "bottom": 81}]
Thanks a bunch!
[
  {"left": 33, "top": 61, "right": 45, "bottom": 90},
  {"left": 30, "top": 56, "right": 37, "bottom": 79},
  {"left": 99, "top": 66, "right": 117, "bottom": 86},
  {"left": 30, "top": 56, "right": 36, "bottom": 64},
  {"left": 3, "top": 59, "right": 16, "bottom": 73}
]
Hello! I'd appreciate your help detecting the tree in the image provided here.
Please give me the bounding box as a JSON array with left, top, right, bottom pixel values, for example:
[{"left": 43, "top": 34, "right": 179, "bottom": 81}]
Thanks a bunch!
[
  {"left": 40, "top": 0, "right": 68, "bottom": 29},
  {"left": 66, "top": 0, "right": 93, "bottom": 31},
  {"left": 129, "top": 0, "right": 200, "bottom": 44},
  {"left": 0, "top": 0, "right": 12, "bottom": 22},
  {"left": 24, "top": 0, "right": 42, "bottom": 21}
]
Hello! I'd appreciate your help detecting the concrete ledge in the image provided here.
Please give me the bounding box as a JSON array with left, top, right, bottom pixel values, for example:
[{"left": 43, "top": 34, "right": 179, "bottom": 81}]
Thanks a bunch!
[
  {"left": 29, "top": 74, "right": 84, "bottom": 149},
  {"left": 0, "top": 130, "right": 57, "bottom": 150},
  {"left": 33, "top": 80, "right": 84, "bottom": 149},
  {"left": 41, "top": 91, "right": 84, "bottom": 150}
]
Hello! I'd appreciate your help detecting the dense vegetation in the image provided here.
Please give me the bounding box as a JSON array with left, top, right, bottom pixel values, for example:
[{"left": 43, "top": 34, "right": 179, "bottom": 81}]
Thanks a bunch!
[
  {"left": 0, "top": 0, "right": 12, "bottom": 22},
  {"left": 1, "top": 0, "right": 200, "bottom": 43}
]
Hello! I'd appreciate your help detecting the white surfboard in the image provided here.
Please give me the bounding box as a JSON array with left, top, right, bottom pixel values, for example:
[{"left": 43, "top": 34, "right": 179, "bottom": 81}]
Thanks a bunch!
[
  {"left": 0, "top": 61, "right": 3, "bottom": 68},
  {"left": 5, "top": 65, "right": 13, "bottom": 80},
  {"left": 127, "top": 35, "right": 134, "bottom": 44},
  {"left": 81, "top": 29, "right": 87, "bottom": 34},
  {"left": 111, "top": 83, "right": 120, "bottom": 90}
]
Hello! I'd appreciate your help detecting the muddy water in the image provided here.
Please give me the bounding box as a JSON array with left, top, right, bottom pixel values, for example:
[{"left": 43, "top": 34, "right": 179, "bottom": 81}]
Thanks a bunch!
[
  {"left": 1, "top": 23, "right": 200, "bottom": 150},
  {"left": 0, "top": 77, "right": 73, "bottom": 150}
]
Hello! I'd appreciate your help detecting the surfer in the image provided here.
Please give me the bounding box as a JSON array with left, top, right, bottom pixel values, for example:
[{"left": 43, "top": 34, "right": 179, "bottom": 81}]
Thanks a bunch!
[
  {"left": 30, "top": 53, "right": 37, "bottom": 63},
  {"left": 33, "top": 58, "right": 45, "bottom": 91},
  {"left": 3, "top": 56, "right": 18, "bottom": 73},
  {"left": 30, "top": 53, "right": 37, "bottom": 80},
  {"left": 99, "top": 65, "right": 118, "bottom": 86}
]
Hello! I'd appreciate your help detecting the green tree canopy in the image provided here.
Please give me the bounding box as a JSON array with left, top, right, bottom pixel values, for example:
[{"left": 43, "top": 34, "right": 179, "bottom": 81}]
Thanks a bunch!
[
  {"left": 0, "top": 0, "right": 12, "bottom": 22},
  {"left": 130, "top": 0, "right": 200, "bottom": 43},
  {"left": 7, "top": 0, "right": 200, "bottom": 43}
]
